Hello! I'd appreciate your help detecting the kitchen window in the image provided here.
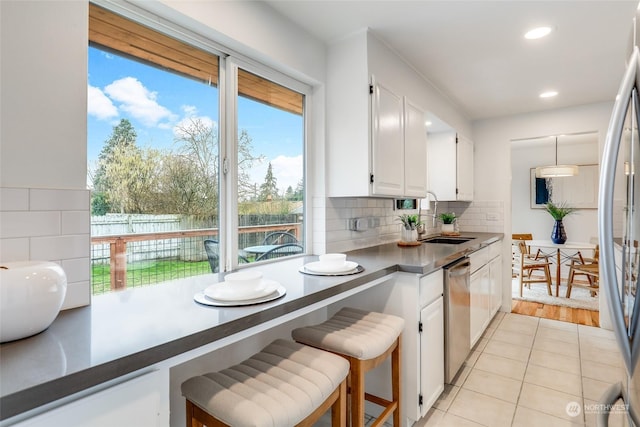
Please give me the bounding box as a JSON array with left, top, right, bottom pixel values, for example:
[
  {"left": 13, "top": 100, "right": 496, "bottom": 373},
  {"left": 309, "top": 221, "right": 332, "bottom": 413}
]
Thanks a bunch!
[{"left": 87, "top": 3, "right": 307, "bottom": 294}]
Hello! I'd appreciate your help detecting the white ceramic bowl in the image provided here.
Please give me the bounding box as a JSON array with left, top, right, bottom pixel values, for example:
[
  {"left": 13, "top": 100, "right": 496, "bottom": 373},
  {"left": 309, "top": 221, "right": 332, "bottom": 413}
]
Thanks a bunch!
[
  {"left": 0, "top": 261, "right": 67, "bottom": 343},
  {"left": 224, "top": 271, "right": 264, "bottom": 295},
  {"left": 319, "top": 253, "right": 347, "bottom": 270}
]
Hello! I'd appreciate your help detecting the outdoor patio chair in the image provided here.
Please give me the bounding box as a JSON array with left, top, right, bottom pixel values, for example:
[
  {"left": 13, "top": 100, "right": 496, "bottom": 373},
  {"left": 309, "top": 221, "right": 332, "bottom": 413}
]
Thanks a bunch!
[
  {"left": 256, "top": 243, "right": 303, "bottom": 261},
  {"left": 262, "top": 231, "right": 299, "bottom": 245},
  {"left": 204, "top": 239, "right": 249, "bottom": 273}
]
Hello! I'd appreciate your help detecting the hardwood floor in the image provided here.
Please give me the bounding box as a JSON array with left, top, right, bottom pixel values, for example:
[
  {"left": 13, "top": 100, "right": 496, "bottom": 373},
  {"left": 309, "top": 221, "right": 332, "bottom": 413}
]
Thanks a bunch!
[{"left": 511, "top": 299, "right": 600, "bottom": 327}]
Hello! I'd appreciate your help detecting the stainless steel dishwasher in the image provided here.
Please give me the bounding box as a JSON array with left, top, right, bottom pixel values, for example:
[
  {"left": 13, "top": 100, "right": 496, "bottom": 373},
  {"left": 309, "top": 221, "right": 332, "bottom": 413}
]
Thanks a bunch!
[{"left": 443, "top": 256, "right": 471, "bottom": 384}]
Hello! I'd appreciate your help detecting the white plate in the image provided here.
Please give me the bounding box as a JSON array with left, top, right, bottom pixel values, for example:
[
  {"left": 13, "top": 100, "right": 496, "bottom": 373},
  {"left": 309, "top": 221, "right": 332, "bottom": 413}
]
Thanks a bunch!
[
  {"left": 204, "top": 279, "right": 280, "bottom": 302},
  {"left": 303, "top": 260, "right": 358, "bottom": 273},
  {"left": 194, "top": 286, "right": 286, "bottom": 307}
]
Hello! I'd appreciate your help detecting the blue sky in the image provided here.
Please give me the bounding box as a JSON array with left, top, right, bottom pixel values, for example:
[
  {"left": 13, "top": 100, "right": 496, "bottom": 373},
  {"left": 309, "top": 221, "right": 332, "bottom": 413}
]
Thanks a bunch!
[{"left": 87, "top": 47, "right": 303, "bottom": 192}]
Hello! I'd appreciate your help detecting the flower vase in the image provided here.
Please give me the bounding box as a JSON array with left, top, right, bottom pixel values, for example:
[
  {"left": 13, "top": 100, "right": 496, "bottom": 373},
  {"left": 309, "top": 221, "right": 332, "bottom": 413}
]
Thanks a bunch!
[
  {"left": 401, "top": 228, "right": 418, "bottom": 242},
  {"left": 550, "top": 219, "right": 567, "bottom": 244}
]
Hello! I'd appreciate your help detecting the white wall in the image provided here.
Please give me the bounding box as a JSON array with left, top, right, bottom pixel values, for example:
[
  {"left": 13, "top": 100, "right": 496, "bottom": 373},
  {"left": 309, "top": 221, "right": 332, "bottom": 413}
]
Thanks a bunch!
[
  {"left": 473, "top": 101, "right": 614, "bottom": 326},
  {"left": 0, "top": 1, "right": 91, "bottom": 309},
  {"left": 511, "top": 135, "right": 599, "bottom": 243}
]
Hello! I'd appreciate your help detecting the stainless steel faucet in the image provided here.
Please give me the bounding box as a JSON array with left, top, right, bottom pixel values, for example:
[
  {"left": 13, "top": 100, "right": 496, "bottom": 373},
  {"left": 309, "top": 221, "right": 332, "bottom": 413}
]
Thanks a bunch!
[{"left": 418, "top": 191, "right": 439, "bottom": 234}]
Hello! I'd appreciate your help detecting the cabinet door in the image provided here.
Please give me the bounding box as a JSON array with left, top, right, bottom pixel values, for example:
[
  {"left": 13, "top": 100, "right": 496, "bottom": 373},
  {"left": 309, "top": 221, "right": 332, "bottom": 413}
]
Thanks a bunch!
[
  {"left": 403, "top": 97, "right": 427, "bottom": 198},
  {"left": 489, "top": 255, "right": 503, "bottom": 316},
  {"left": 426, "top": 130, "right": 457, "bottom": 200},
  {"left": 456, "top": 134, "right": 474, "bottom": 201},
  {"left": 420, "top": 296, "right": 444, "bottom": 417},
  {"left": 371, "top": 78, "right": 404, "bottom": 196},
  {"left": 470, "top": 265, "right": 490, "bottom": 348}
]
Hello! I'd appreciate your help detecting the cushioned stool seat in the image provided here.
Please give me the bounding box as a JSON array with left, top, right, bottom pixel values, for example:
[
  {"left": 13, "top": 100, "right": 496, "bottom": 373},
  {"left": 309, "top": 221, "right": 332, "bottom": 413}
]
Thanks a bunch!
[
  {"left": 292, "top": 307, "right": 405, "bottom": 427},
  {"left": 181, "top": 339, "right": 349, "bottom": 427}
]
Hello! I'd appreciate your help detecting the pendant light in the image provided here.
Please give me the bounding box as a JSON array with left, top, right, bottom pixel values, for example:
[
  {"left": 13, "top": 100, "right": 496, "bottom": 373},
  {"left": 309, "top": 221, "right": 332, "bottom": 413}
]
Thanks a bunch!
[{"left": 535, "top": 136, "right": 579, "bottom": 178}]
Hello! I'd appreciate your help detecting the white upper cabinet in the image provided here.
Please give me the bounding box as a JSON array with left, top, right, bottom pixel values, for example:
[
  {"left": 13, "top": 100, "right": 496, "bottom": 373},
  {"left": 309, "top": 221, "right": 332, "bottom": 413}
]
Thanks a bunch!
[
  {"left": 371, "top": 78, "right": 405, "bottom": 196},
  {"left": 326, "top": 30, "right": 427, "bottom": 198},
  {"left": 427, "top": 130, "right": 474, "bottom": 201},
  {"left": 403, "top": 97, "right": 429, "bottom": 197}
]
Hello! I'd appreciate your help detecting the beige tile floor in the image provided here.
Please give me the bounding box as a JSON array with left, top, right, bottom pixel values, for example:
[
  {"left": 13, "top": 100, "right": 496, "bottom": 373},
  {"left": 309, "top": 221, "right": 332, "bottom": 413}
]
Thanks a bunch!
[
  {"left": 318, "top": 312, "right": 628, "bottom": 427},
  {"left": 416, "top": 312, "right": 629, "bottom": 427}
]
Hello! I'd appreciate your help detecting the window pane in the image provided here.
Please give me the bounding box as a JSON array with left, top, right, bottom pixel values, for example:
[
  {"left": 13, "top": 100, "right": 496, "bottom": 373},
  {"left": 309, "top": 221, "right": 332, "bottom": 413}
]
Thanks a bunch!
[
  {"left": 88, "top": 42, "right": 220, "bottom": 293},
  {"left": 236, "top": 69, "right": 305, "bottom": 263}
]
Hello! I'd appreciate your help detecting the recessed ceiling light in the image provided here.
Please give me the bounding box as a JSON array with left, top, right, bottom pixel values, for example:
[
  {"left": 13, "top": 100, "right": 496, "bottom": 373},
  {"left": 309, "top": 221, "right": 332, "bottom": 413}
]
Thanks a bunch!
[
  {"left": 425, "top": 121, "right": 432, "bottom": 127},
  {"left": 525, "top": 26, "right": 552, "bottom": 40},
  {"left": 540, "top": 91, "right": 558, "bottom": 98}
]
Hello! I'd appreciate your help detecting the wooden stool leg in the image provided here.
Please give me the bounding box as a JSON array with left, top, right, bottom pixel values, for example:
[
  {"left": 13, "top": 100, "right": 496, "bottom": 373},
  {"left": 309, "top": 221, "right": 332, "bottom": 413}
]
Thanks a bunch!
[
  {"left": 351, "top": 358, "right": 365, "bottom": 427},
  {"left": 332, "top": 379, "right": 347, "bottom": 427},
  {"left": 392, "top": 336, "right": 402, "bottom": 427}
]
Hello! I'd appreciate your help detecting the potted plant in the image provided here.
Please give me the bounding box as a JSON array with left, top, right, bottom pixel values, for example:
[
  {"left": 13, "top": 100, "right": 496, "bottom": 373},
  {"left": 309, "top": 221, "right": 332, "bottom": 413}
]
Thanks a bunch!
[
  {"left": 397, "top": 214, "right": 422, "bottom": 242},
  {"left": 544, "top": 202, "right": 576, "bottom": 244},
  {"left": 438, "top": 212, "right": 457, "bottom": 233}
]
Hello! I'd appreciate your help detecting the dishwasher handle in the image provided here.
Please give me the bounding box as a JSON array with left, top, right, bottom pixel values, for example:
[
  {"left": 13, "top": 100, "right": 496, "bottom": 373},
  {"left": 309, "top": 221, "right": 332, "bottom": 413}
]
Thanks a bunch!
[{"left": 445, "top": 259, "right": 470, "bottom": 277}]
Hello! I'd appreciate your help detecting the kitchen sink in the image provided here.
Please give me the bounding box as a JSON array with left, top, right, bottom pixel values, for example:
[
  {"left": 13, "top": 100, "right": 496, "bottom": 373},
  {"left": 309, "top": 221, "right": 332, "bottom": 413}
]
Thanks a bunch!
[{"left": 420, "top": 236, "right": 475, "bottom": 244}]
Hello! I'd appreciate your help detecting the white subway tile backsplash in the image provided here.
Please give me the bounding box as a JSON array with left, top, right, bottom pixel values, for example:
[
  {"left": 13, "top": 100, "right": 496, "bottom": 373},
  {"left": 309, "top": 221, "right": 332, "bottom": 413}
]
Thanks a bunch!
[
  {"left": 61, "top": 257, "right": 91, "bottom": 283},
  {"left": 30, "top": 188, "right": 90, "bottom": 211},
  {"left": 1, "top": 187, "right": 91, "bottom": 308},
  {"left": 1, "top": 211, "right": 61, "bottom": 238},
  {"left": 0, "top": 238, "right": 30, "bottom": 262},
  {"left": 61, "top": 281, "right": 91, "bottom": 310},
  {"left": 62, "top": 211, "right": 91, "bottom": 235},
  {"left": 323, "top": 197, "right": 504, "bottom": 253},
  {"left": 0, "top": 188, "right": 29, "bottom": 211},
  {"left": 31, "top": 234, "right": 90, "bottom": 261}
]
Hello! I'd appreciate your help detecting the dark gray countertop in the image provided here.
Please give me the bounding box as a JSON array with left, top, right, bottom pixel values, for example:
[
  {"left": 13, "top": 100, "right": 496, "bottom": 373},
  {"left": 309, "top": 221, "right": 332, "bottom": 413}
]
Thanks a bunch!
[{"left": 0, "top": 232, "right": 501, "bottom": 421}]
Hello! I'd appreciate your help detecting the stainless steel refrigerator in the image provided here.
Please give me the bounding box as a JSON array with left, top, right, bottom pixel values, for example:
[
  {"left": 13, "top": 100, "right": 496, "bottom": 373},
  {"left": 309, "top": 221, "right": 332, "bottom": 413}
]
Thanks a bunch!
[{"left": 599, "top": 5, "right": 640, "bottom": 426}]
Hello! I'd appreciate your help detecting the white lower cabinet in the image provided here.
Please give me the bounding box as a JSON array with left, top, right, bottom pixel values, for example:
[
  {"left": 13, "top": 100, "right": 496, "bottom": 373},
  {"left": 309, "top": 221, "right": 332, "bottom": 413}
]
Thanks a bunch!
[
  {"left": 489, "top": 250, "right": 503, "bottom": 316},
  {"left": 419, "top": 295, "right": 444, "bottom": 412},
  {"left": 470, "top": 240, "right": 503, "bottom": 348},
  {"left": 365, "top": 270, "right": 444, "bottom": 426},
  {"left": 470, "top": 262, "right": 490, "bottom": 348}
]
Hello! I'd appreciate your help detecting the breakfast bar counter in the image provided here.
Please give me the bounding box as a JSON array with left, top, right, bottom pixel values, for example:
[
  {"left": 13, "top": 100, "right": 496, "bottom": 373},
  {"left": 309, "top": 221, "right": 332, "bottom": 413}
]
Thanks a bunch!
[{"left": 0, "top": 232, "right": 501, "bottom": 424}]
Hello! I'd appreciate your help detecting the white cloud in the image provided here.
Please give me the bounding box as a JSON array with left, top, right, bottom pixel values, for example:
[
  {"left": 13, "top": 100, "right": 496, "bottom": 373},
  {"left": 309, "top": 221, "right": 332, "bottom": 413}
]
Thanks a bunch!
[
  {"left": 104, "top": 77, "right": 175, "bottom": 126},
  {"left": 271, "top": 155, "right": 303, "bottom": 192},
  {"left": 87, "top": 85, "right": 118, "bottom": 120}
]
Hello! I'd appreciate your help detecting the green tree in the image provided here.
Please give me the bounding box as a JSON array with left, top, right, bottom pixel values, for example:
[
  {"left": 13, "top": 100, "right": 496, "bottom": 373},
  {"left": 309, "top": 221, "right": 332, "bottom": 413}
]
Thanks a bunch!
[
  {"left": 103, "top": 144, "right": 161, "bottom": 213},
  {"left": 293, "top": 179, "right": 304, "bottom": 201},
  {"left": 259, "top": 162, "right": 278, "bottom": 201},
  {"left": 285, "top": 185, "right": 294, "bottom": 200},
  {"left": 92, "top": 119, "right": 138, "bottom": 213}
]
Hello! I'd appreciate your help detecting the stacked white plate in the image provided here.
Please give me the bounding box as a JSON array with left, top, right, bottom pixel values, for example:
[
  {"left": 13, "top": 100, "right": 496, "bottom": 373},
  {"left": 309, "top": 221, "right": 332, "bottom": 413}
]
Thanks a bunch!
[
  {"left": 300, "top": 253, "right": 361, "bottom": 275},
  {"left": 194, "top": 271, "right": 286, "bottom": 306},
  {"left": 204, "top": 279, "right": 280, "bottom": 301}
]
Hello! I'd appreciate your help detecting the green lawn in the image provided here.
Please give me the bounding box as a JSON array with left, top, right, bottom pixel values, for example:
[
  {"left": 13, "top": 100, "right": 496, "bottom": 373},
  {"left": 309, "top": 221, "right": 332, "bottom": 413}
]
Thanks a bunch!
[{"left": 92, "top": 259, "right": 211, "bottom": 295}]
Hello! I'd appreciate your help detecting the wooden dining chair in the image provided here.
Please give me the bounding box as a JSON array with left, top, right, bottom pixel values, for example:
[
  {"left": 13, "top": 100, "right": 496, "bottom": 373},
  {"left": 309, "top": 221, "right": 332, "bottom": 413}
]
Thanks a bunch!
[
  {"left": 513, "top": 241, "right": 553, "bottom": 297},
  {"left": 566, "top": 244, "right": 599, "bottom": 298},
  {"left": 511, "top": 234, "right": 550, "bottom": 280}
]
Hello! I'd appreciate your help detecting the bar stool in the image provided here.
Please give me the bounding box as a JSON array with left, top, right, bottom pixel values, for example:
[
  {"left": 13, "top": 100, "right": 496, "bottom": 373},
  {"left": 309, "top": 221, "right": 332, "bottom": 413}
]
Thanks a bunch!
[
  {"left": 291, "top": 307, "right": 405, "bottom": 427},
  {"left": 181, "top": 339, "right": 349, "bottom": 427}
]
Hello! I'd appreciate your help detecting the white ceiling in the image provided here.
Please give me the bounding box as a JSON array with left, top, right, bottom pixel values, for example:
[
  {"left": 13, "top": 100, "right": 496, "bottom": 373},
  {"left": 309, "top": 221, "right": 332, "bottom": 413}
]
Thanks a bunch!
[{"left": 263, "top": 0, "right": 638, "bottom": 121}]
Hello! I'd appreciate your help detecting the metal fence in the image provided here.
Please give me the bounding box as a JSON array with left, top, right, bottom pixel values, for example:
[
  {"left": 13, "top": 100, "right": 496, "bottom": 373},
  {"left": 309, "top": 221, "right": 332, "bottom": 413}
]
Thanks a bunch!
[{"left": 90, "top": 214, "right": 302, "bottom": 295}]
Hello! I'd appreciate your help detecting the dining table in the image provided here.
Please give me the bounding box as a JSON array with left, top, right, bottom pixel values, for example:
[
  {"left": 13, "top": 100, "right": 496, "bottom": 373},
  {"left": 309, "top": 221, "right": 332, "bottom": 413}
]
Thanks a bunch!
[{"left": 527, "top": 240, "right": 597, "bottom": 296}]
